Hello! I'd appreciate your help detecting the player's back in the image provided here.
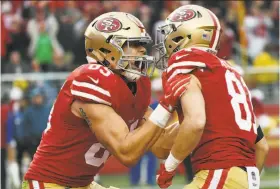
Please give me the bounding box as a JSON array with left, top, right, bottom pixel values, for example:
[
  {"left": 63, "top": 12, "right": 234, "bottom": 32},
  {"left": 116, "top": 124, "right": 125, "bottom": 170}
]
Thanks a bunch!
[
  {"left": 25, "top": 63, "right": 151, "bottom": 187},
  {"left": 170, "top": 48, "right": 257, "bottom": 173}
]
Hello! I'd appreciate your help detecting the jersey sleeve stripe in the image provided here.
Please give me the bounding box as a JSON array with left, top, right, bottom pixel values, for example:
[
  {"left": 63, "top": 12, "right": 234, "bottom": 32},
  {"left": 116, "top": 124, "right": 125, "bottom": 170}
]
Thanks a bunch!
[
  {"left": 167, "top": 61, "right": 206, "bottom": 73},
  {"left": 207, "top": 9, "right": 221, "bottom": 49},
  {"left": 168, "top": 69, "right": 194, "bottom": 81},
  {"left": 72, "top": 80, "right": 111, "bottom": 97},
  {"left": 71, "top": 89, "right": 112, "bottom": 106}
]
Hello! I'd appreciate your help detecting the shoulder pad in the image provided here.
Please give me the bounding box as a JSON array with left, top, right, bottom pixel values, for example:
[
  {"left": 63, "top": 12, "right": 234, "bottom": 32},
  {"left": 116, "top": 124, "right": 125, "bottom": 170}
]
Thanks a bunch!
[
  {"left": 167, "top": 48, "right": 221, "bottom": 79},
  {"left": 70, "top": 64, "right": 114, "bottom": 106}
]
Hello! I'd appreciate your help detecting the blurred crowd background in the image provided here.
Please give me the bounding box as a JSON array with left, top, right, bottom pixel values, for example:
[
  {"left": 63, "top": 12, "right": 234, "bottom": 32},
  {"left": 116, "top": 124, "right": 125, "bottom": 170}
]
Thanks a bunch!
[{"left": 1, "top": 1, "right": 279, "bottom": 189}]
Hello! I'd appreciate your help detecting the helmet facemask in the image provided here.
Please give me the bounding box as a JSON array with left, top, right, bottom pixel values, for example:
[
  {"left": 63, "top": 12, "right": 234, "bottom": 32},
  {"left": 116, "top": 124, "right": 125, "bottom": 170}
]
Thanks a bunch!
[
  {"left": 86, "top": 34, "right": 155, "bottom": 82},
  {"left": 153, "top": 23, "right": 183, "bottom": 70},
  {"left": 113, "top": 36, "right": 155, "bottom": 82}
]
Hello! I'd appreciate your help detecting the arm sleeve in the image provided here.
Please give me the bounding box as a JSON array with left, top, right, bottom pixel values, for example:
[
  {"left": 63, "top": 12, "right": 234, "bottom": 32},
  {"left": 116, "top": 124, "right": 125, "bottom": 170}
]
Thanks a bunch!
[{"left": 70, "top": 68, "right": 113, "bottom": 106}]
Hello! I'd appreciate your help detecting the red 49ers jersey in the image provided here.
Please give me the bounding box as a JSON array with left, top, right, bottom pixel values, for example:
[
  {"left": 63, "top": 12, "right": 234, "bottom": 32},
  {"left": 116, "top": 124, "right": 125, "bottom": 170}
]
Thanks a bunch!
[
  {"left": 168, "top": 48, "right": 257, "bottom": 173},
  {"left": 24, "top": 63, "right": 151, "bottom": 187}
]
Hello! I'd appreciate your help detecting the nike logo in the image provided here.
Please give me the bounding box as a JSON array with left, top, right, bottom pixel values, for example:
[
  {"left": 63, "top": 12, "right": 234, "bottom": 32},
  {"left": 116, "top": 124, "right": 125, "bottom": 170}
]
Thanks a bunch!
[
  {"left": 175, "top": 54, "right": 188, "bottom": 60},
  {"left": 88, "top": 76, "right": 99, "bottom": 84},
  {"left": 164, "top": 94, "right": 171, "bottom": 98}
]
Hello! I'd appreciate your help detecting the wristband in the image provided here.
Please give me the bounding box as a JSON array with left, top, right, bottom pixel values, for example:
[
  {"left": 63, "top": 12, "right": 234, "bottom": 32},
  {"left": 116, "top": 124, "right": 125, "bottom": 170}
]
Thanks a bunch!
[
  {"left": 149, "top": 104, "right": 171, "bottom": 128},
  {"left": 165, "top": 153, "right": 182, "bottom": 172}
]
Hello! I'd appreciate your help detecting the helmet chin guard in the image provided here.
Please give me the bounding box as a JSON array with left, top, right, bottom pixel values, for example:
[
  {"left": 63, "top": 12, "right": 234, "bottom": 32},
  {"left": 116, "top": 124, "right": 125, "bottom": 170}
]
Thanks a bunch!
[{"left": 110, "top": 36, "right": 156, "bottom": 81}]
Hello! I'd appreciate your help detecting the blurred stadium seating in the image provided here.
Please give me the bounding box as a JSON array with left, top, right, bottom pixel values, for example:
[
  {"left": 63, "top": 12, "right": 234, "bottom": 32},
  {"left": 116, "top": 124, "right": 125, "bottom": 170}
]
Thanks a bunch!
[{"left": 1, "top": 1, "right": 279, "bottom": 189}]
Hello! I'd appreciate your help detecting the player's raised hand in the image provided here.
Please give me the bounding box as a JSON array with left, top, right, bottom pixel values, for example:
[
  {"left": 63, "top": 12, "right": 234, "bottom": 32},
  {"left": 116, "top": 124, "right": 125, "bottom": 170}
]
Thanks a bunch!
[
  {"left": 159, "top": 73, "right": 191, "bottom": 112},
  {"left": 156, "top": 163, "right": 176, "bottom": 188}
]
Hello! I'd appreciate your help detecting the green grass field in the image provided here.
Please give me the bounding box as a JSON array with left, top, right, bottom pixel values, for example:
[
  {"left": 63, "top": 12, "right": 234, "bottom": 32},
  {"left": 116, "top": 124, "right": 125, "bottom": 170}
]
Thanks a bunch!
[{"left": 99, "top": 168, "right": 279, "bottom": 189}]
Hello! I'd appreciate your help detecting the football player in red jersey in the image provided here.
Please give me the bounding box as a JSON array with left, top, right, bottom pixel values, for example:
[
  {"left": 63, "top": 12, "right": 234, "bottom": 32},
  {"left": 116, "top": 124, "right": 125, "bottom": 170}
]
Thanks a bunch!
[
  {"left": 154, "top": 5, "right": 269, "bottom": 189},
  {"left": 22, "top": 12, "right": 189, "bottom": 189}
]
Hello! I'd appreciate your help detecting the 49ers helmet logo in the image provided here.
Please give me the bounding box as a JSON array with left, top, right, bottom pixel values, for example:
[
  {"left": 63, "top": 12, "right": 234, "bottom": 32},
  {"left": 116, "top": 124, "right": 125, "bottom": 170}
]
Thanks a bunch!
[
  {"left": 96, "top": 17, "right": 122, "bottom": 32},
  {"left": 169, "top": 9, "right": 196, "bottom": 22}
]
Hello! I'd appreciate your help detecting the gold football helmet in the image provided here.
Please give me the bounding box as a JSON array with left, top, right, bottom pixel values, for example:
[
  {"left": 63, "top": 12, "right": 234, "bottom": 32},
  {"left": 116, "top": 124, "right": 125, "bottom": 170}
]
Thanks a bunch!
[
  {"left": 154, "top": 5, "right": 222, "bottom": 69},
  {"left": 85, "top": 12, "right": 155, "bottom": 81}
]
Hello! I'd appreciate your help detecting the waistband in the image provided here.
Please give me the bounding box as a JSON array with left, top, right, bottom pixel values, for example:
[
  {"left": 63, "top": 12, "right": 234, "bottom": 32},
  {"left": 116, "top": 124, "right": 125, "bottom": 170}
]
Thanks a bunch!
[{"left": 237, "top": 166, "right": 247, "bottom": 172}]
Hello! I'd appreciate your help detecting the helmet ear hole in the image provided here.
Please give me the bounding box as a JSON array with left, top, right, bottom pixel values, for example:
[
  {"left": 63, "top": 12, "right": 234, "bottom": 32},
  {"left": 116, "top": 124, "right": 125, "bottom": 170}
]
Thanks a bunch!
[
  {"left": 91, "top": 21, "right": 97, "bottom": 27},
  {"left": 99, "top": 48, "right": 111, "bottom": 54},
  {"left": 172, "top": 36, "right": 184, "bottom": 43},
  {"left": 87, "top": 48, "right": 93, "bottom": 53}
]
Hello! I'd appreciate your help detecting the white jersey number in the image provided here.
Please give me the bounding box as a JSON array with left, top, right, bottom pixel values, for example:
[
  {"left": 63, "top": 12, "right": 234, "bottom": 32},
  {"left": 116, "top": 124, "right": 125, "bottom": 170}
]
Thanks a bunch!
[
  {"left": 85, "top": 143, "right": 110, "bottom": 167},
  {"left": 225, "top": 70, "right": 257, "bottom": 134},
  {"left": 88, "top": 64, "right": 111, "bottom": 77}
]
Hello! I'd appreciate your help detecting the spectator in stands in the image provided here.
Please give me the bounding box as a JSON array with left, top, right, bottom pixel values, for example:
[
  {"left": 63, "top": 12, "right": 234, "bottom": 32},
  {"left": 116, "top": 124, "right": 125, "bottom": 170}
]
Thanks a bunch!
[
  {"left": 253, "top": 45, "right": 278, "bottom": 99},
  {"left": 102, "top": 1, "right": 118, "bottom": 12},
  {"left": 22, "top": 87, "right": 51, "bottom": 158},
  {"left": 49, "top": 52, "right": 71, "bottom": 72},
  {"left": 6, "top": 87, "right": 23, "bottom": 189},
  {"left": 73, "top": 3, "right": 94, "bottom": 65},
  {"left": 57, "top": 1, "right": 81, "bottom": 57},
  {"left": 268, "top": 1, "right": 279, "bottom": 57},
  {"left": 6, "top": 87, "right": 28, "bottom": 179},
  {"left": 33, "top": 21, "right": 54, "bottom": 72},
  {"left": 116, "top": 0, "right": 141, "bottom": 14},
  {"left": 138, "top": 4, "right": 152, "bottom": 33},
  {"left": 30, "top": 59, "right": 58, "bottom": 105},
  {"left": 1, "top": 1, "right": 15, "bottom": 32},
  {"left": 217, "top": 18, "right": 235, "bottom": 60},
  {"left": 6, "top": 15, "right": 30, "bottom": 61},
  {"left": 27, "top": 8, "right": 63, "bottom": 61},
  {"left": 4, "top": 51, "right": 30, "bottom": 74},
  {"left": 253, "top": 45, "right": 278, "bottom": 85},
  {"left": 244, "top": 3, "right": 273, "bottom": 63}
]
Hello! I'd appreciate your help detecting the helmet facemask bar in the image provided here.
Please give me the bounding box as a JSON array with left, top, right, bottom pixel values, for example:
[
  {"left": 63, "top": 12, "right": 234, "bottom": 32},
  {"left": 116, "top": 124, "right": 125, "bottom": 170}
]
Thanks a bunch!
[
  {"left": 153, "top": 23, "right": 178, "bottom": 70},
  {"left": 110, "top": 36, "right": 156, "bottom": 79}
]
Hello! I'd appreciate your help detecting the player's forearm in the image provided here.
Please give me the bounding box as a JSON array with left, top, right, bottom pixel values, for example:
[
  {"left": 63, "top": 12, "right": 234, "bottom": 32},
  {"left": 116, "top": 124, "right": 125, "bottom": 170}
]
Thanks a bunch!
[
  {"left": 255, "top": 150, "right": 267, "bottom": 173},
  {"left": 119, "top": 121, "right": 164, "bottom": 166},
  {"left": 171, "top": 119, "right": 204, "bottom": 161},
  {"left": 119, "top": 103, "right": 176, "bottom": 165},
  {"left": 150, "top": 121, "right": 180, "bottom": 159},
  {"left": 255, "top": 137, "right": 269, "bottom": 172}
]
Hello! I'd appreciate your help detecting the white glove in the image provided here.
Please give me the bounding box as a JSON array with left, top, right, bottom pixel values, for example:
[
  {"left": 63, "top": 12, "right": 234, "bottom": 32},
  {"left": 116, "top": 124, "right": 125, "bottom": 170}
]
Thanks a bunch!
[{"left": 7, "top": 161, "right": 21, "bottom": 188}]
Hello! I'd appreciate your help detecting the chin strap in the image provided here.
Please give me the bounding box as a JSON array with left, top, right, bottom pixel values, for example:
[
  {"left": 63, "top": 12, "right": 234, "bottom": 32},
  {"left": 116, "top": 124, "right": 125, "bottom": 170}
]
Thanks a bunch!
[
  {"left": 122, "top": 71, "right": 141, "bottom": 82},
  {"left": 86, "top": 56, "right": 97, "bottom": 63},
  {"left": 86, "top": 55, "right": 111, "bottom": 68}
]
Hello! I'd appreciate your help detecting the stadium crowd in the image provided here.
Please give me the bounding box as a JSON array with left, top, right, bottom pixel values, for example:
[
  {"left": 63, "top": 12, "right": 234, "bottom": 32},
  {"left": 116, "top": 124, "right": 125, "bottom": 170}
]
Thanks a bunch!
[{"left": 1, "top": 1, "right": 279, "bottom": 189}]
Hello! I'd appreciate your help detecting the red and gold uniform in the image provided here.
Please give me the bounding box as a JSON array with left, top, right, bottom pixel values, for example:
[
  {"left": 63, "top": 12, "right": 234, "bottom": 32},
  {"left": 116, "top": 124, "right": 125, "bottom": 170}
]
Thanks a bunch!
[
  {"left": 167, "top": 48, "right": 258, "bottom": 189},
  {"left": 24, "top": 63, "right": 151, "bottom": 188}
]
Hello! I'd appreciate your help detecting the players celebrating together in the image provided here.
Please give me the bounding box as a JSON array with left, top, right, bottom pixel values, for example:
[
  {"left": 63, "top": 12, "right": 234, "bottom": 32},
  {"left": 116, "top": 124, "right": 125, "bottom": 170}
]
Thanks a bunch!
[
  {"left": 22, "top": 4, "right": 269, "bottom": 189},
  {"left": 22, "top": 12, "right": 188, "bottom": 189}
]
